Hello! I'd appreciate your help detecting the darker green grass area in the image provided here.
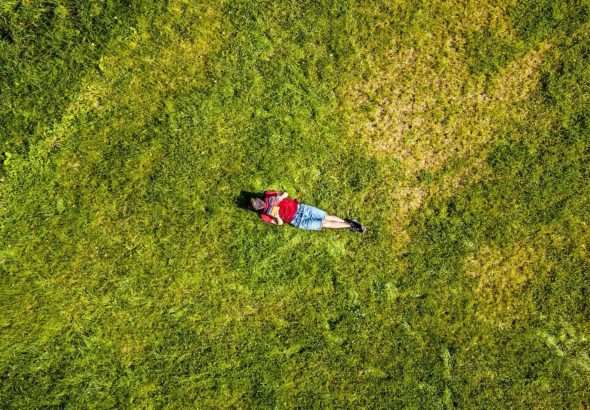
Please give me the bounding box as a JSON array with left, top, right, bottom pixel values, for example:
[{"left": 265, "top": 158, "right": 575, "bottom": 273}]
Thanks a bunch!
[
  {"left": 465, "top": 28, "right": 522, "bottom": 76},
  {"left": 0, "top": 0, "right": 164, "bottom": 162},
  {"left": 404, "top": 31, "right": 590, "bottom": 408},
  {"left": 465, "top": 0, "right": 590, "bottom": 76},
  {"left": 510, "top": 0, "right": 590, "bottom": 42},
  {"left": 1, "top": 0, "right": 589, "bottom": 408}
]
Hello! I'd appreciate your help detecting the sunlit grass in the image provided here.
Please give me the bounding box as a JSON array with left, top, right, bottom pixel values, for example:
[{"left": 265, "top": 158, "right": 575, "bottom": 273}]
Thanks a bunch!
[{"left": 1, "top": 0, "right": 589, "bottom": 407}]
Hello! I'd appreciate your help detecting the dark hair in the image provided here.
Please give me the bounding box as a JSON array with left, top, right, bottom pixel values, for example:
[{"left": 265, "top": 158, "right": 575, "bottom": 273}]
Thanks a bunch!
[{"left": 235, "top": 190, "right": 265, "bottom": 211}]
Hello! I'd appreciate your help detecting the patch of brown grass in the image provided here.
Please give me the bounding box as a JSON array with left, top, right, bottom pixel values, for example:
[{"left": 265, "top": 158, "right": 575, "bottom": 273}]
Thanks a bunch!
[
  {"left": 342, "top": 3, "right": 551, "bottom": 248},
  {"left": 345, "top": 41, "right": 549, "bottom": 175}
]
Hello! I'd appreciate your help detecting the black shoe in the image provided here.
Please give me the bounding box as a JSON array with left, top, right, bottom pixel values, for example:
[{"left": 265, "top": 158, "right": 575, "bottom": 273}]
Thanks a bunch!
[{"left": 345, "top": 219, "right": 366, "bottom": 233}]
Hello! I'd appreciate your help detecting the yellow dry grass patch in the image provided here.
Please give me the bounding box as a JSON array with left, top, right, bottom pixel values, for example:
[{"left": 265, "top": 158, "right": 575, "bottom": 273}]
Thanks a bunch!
[
  {"left": 343, "top": 3, "right": 551, "bottom": 247},
  {"left": 464, "top": 241, "right": 551, "bottom": 328},
  {"left": 346, "top": 42, "right": 549, "bottom": 174},
  {"left": 345, "top": 1, "right": 526, "bottom": 169}
]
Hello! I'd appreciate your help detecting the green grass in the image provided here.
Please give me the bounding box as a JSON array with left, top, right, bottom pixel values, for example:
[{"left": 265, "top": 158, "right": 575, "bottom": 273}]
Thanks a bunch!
[{"left": 1, "top": 0, "right": 589, "bottom": 408}]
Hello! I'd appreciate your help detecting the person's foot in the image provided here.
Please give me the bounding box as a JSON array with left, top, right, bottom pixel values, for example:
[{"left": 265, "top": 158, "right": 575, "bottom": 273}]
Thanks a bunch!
[{"left": 346, "top": 219, "right": 366, "bottom": 233}]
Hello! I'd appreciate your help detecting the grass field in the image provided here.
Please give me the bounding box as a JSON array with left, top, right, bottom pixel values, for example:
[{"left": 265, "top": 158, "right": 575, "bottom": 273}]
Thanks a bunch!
[{"left": 1, "top": 0, "right": 589, "bottom": 408}]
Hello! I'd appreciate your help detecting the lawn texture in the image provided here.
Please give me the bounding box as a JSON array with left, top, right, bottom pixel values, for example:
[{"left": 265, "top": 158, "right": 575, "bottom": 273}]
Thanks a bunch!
[{"left": 1, "top": 0, "right": 589, "bottom": 408}]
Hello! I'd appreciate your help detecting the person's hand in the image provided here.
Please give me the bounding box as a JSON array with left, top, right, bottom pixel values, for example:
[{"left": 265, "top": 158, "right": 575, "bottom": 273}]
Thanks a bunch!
[
  {"left": 270, "top": 206, "right": 281, "bottom": 219},
  {"left": 278, "top": 192, "right": 288, "bottom": 200},
  {"left": 269, "top": 216, "right": 283, "bottom": 225}
]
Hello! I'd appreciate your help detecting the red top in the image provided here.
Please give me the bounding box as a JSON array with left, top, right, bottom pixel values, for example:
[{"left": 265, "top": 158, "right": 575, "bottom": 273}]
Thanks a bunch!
[{"left": 260, "top": 191, "right": 299, "bottom": 224}]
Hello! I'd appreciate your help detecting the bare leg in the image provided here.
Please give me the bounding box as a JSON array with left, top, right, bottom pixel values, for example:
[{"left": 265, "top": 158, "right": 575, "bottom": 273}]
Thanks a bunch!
[
  {"left": 324, "top": 215, "right": 348, "bottom": 223},
  {"left": 321, "top": 215, "right": 352, "bottom": 229}
]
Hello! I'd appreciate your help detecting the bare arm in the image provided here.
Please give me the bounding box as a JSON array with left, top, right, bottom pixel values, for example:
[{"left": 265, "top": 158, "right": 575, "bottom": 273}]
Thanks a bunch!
[
  {"left": 275, "top": 192, "right": 288, "bottom": 225},
  {"left": 266, "top": 191, "right": 287, "bottom": 225}
]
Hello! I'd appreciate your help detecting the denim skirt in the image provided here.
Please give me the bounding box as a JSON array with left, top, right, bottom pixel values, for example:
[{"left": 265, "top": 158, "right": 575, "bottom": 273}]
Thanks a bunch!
[{"left": 290, "top": 204, "right": 327, "bottom": 231}]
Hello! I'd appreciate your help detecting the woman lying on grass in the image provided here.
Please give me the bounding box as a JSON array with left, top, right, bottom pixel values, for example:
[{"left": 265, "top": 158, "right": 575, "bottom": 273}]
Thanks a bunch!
[{"left": 250, "top": 190, "right": 366, "bottom": 233}]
